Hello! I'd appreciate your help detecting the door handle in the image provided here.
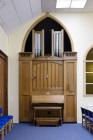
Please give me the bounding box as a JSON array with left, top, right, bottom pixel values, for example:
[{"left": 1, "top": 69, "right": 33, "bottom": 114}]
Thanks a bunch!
[
  {"left": 44, "top": 74, "right": 48, "bottom": 79},
  {"left": 32, "top": 76, "right": 36, "bottom": 79}
]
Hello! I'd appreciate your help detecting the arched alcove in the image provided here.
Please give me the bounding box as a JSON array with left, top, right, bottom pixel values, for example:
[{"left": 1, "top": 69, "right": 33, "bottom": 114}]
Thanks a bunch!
[
  {"left": 24, "top": 17, "right": 72, "bottom": 54},
  {"left": 21, "top": 14, "right": 74, "bottom": 55},
  {"left": 84, "top": 47, "right": 93, "bottom": 95},
  {"left": 86, "top": 48, "right": 93, "bottom": 60}
]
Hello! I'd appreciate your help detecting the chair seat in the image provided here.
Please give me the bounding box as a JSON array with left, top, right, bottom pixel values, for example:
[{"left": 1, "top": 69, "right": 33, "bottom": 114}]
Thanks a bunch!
[
  {"left": 0, "top": 124, "right": 4, "bottom": 129},
  {"left": 85, "top": 115, "right": 89, "bottom": 119},
  {"left": 0, "top": 121, "right": 6, "bottom": 126},
  {"left": 0, "top": 115, "right": 13, "bottom": 120},
  {"left": 89, "top": 118, "right": 93, "bottom": 122},
  {"left": 0, "top": 116, "right": 13, "bottom": 125}
]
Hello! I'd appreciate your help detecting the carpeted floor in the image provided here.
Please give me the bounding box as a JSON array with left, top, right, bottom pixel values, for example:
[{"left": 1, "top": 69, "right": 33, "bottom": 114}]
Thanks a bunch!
[{"left": 4, "top": 123, "right": 93, "bottom": 140}]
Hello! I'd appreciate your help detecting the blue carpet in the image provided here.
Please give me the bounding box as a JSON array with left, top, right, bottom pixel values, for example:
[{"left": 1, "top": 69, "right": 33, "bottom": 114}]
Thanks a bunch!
[{"left": 5, "top": 123, "right": 93, "bottom": 140}]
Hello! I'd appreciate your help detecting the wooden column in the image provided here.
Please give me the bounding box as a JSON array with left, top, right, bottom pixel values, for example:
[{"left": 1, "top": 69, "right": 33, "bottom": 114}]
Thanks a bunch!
[
  {"left": 19, "top": 53, "right": 32, "bottom": 122},
  {"left": 64, "top": 53, "right": 77, "bottom": 122}
]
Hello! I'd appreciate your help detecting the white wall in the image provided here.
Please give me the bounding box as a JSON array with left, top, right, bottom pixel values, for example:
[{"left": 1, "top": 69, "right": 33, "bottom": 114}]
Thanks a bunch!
[
  {"left": 8, "top": 13, "right": 93, "bottom": 123},
  {"left": 0, "top": 26, "right": 8, "bottom": 54}
]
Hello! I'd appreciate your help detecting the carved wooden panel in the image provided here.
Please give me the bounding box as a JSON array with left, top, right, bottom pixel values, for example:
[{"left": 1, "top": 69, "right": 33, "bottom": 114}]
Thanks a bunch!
[
  {"left": 64, "top": 95, "right": 76, "bottom": 122},
  {"left": 64, "top": 61, "right": 77, "bottom": 122},
  {"left": 20, "top": 96, "right": 31, "bottom": 122},
  {"left": 32, "top": 60, "right": 63, "bottom": 93},
  {"left": 32, "top": 61, "right": 48, "bottom": 90},
  {"left": 48, "top": 61, "right": 63, "bottom": 89},
  {"left": 19, "top": 61, "right": 31, "bottom": 95},
  {"left": 64, "top": 61, "right": 76, "bottom": 94}
]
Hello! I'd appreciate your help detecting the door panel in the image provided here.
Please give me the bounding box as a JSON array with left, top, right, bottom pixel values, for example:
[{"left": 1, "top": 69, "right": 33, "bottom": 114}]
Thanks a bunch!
[
  {"left": 64, "top": 61, "right": 77, "bottom": 122},
  {"left": 64, "top": 62, "right": 76, "bottom": 94},
  {"left": 19, "top": 61, "right": 31, "bottom": 95},
  {"left": 41, "top": 62, "right": 44, "bottom": 89},
  {"left": 64, "top": 95, "right": 76, "bottom": 122},
  {"left": 20, "top": 96, "right": 31, "bottom": 122},
  {"left": 32, "top": 60, "right": 63, "bottom": 93},
  {"left": 51, "top": 62, "right": 56, "bottom": 88},
  {"left": 55, "top": 63, "right": 59, "bottom": 88},
  {"left": 3, "top": 59, "right": 8, "bottom": 115},
  {"left": 37, "top": 63, "right": 41, "bottom": 89},
  {"left": 43, "top": 62, "right": 48, "bottom": 89},
  {"left": 48, "top": 62, "right": 52, "bottom": 88},
  {"left": 58, "top": 64, "right": 63, "bottom": 88},
  {"left": 48, "top": 61, "right": 63, "bottom": 89},
  {"left": 32, "top": 61, "right": 48, "bottom": 90},
  {"left": 32, "top": 62, "right": 37, "bottom": 90},
  {"left": 0, "top": 54, "right": 8, "bottom": 115}
]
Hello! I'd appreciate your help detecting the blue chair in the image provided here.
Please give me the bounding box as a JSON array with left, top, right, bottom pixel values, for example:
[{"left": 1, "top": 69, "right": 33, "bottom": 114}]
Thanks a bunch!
[
  {"left": 0, "top": 124, "right": 4, "bottom": 140},
  {"left": 87, "top": 110, "right": 93, "bottom": 132},
  {"left": 81, "top": 108, "right": 91, "bottom": 128},
  {"left": 84, "top": 109, "right": 91, "bottom": 128},
  {"left": 0, "top": 107, "right": 13, "bottom": 133},
  {"left": 81, "top": 107, "right": 86, "bottom": 127},
  {"left": 0, "top": 120, "right": 8, "bottom": 135},
  {"left": 1, "top": 116, "right": 13, "bottom": 132}
]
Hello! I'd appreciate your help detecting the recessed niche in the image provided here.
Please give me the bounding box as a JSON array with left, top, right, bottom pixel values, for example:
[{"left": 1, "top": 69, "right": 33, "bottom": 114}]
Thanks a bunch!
[{"left": 24, "top": 17, "right": 72, "bottom": 56}]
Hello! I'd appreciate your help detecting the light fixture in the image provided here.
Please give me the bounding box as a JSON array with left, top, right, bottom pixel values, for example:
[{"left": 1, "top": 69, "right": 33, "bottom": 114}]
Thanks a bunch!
[
  {"left": 56, "top": 0, "right": 71, "bottom": 8},
  {"left": 56, "top": 0, "right": 87, "bottom": 8},
  {"left": 71, "top": 0, "right": 87, "bottom": 8}
]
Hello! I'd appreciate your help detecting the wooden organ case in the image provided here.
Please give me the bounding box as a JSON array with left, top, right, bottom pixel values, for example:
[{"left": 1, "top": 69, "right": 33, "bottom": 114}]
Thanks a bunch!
[{"left": 19, "top": 17, "right": 77, "bottom": 124}]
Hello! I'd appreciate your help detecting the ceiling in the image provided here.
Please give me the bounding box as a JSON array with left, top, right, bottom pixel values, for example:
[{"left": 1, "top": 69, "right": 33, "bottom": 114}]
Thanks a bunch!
[
  {"left": 0, "top": 0, "right": 41, "bottom": 34},
  {"left": 41, "top": 0, "right": 93, "bottom": 13},
  {"left": 0, "top": 0, "right": 93, "bottom": 34}
]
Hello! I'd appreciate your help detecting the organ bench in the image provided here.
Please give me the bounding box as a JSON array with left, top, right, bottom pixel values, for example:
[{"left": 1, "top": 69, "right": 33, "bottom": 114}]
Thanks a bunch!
[{"left": 32, "top": 103, "right": 64, "bottom": 126}]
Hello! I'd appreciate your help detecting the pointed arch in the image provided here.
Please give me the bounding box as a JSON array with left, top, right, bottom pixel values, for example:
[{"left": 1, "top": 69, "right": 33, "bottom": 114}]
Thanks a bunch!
[
  {"left": 84, "top": 45, "right": 93, "bottom": 95},
  {"left": 22, "top": 13, "right": 74, "bottom": 52},
  {"left": 84, "top": 45, "right": 93, "bottom": 61}
]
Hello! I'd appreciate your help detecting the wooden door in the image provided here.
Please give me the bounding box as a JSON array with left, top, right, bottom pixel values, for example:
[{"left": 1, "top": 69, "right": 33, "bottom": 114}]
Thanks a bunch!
[
  {"left": 20, "top": 96, "right": 31, "bottom": 122},
  {"left": 19, "top": 61, "right": 32, "bottom": 122},
  {"left": 47, "top": 60, "right": 63, "bottom": 94},
  {"left": 3, "top": 59, "right": 8, "bottom": 115},
  {"left": 32, "top": 60, "right": 48, "bottom": 93},
  {"left": 64, "top": 61, "right": 77, "bottom": 122},
  {"left": 0, "top": 51, "right": 8, "bottom": 115},
  {"left": 0, "top": 57, "right": 4, "bottom": 110},
  {"left": 32, "top": 60, "right": 63, "bottom": 95}
]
